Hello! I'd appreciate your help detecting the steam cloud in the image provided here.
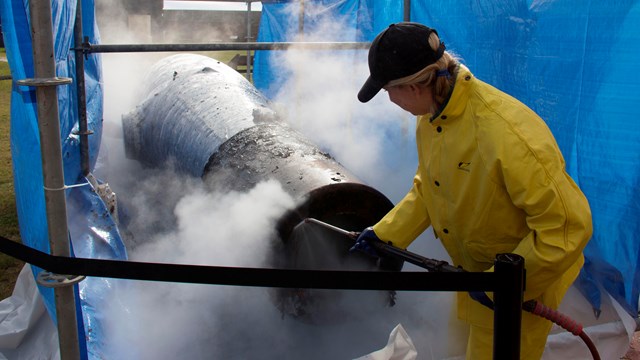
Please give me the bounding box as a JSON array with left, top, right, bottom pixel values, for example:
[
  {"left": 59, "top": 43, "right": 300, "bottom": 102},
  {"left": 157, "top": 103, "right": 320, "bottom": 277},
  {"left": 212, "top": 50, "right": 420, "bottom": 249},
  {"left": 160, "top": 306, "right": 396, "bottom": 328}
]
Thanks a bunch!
[{"left": 96, "top": 2, "right": 463, "bottom": 359}]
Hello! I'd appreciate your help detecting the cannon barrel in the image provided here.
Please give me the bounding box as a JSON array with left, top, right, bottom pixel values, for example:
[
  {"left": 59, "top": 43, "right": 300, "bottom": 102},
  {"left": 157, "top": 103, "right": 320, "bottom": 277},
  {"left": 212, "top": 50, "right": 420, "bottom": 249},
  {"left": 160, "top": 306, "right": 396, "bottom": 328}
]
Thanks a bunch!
[
  {"left": 122, "top": 54, "right": 400, "bottom": 323},
  {"left": 122, "top": 54, "right": 394, "bottom": 244}
]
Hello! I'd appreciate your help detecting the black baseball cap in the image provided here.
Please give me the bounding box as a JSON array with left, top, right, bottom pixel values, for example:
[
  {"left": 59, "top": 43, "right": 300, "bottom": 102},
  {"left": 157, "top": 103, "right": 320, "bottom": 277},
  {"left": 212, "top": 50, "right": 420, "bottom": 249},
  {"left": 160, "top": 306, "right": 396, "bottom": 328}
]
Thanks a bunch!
[{"left": 358, "top": 22, "right": 445, "bottom": 103}]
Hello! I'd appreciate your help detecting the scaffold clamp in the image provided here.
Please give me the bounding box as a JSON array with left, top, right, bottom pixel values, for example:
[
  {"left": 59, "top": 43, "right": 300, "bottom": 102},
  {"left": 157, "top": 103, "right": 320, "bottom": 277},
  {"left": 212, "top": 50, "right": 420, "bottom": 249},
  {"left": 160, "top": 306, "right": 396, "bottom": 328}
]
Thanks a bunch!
[{"left": 36, "top": 271, "right": 85, "bottom": 288}]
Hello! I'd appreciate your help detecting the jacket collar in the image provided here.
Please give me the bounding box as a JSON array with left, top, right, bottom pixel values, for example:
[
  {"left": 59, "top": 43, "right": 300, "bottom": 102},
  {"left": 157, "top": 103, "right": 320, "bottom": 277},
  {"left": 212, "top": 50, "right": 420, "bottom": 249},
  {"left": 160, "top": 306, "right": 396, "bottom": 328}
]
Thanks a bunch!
[{"left": 423, "top": 64, "right": 474, "bottom": 123}]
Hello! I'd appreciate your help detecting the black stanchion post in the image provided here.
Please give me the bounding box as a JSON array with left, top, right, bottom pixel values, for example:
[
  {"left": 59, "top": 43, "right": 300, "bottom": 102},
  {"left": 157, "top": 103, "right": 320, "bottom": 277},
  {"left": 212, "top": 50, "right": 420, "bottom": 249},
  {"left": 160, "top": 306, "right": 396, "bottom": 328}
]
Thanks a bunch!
[{"left": 493, "top": 253, "right": 525, "bottom": 360}]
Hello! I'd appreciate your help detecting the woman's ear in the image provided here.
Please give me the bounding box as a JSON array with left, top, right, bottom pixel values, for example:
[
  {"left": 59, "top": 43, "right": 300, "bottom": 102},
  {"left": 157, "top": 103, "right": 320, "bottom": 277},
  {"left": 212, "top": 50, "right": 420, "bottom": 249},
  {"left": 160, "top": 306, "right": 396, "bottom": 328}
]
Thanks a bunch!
[
  {"left": 412, "top": 83, "right": 428, "bottom": 94},
  {"left": 408, "top": 84, "right": 425, "bottom": 99}
]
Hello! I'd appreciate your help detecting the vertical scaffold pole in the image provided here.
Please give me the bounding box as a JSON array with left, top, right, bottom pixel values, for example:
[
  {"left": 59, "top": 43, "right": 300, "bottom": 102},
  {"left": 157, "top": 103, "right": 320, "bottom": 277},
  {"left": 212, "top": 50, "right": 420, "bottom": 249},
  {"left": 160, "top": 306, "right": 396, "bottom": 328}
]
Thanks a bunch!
[
  {"left": 246, "top": 1, "right": 253, "bottom": 81},
  {"left": 74, "top": 0, "right": 91, "bottom": 176},
  {"left": 26, "top": 0, "right": 82, "bottom": 358},
  {"left": 404, "top": 0, "right": 411, "bottom": 21}
]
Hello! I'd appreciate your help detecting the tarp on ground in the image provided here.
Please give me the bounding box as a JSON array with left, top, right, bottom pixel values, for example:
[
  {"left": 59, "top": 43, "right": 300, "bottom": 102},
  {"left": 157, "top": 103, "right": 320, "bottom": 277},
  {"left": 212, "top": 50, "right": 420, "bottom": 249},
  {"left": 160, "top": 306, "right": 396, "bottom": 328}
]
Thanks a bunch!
[{"left": 254, "top": 0, "right": 640, "bottom": 318}]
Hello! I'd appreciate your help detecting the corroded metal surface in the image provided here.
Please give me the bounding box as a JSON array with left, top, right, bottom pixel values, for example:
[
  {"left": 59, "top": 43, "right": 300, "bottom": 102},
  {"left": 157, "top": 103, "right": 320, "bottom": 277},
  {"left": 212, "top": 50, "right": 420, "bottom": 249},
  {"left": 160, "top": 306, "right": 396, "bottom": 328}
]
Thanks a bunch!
[
  {"left": 202, "top": 121, "right": 394, "bottom": 241},
  {"left": 122, "top": 53, "right": 394, "bottom": 242},
  {"left": 123, "top": 53, "right": 275, "bottom": 177}
]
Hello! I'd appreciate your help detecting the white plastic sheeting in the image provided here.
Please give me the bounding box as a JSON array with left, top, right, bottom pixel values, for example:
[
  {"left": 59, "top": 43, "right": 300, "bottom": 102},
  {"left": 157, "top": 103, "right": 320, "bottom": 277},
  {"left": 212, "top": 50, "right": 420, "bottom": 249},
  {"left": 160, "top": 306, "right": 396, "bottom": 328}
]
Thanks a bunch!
[
  {"left": 0, "top": 266, "right": 59, "bottom": 359},
  {"left": 355, "top": 324, "right": 418, "bottom": 360}
]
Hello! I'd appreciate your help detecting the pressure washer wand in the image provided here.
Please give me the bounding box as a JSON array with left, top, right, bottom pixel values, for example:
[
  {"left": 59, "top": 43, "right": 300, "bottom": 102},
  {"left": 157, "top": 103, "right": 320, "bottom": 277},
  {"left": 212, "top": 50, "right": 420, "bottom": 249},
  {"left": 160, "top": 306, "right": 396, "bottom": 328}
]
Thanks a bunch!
[
  {"left": 304, "top": 218, "right": 462, "bottom": 273},
  {"left": 303, "top": 218, "right": 601, "bottom": 360},
  {"left": 304, "top": 218, "right": 359, "bottom": 240}
]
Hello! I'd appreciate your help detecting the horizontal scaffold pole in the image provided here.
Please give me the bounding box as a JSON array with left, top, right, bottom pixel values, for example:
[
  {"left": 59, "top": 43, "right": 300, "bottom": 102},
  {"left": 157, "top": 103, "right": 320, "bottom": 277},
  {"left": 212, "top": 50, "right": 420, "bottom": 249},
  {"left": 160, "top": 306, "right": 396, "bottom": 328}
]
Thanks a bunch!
[{"left": 82, "top": 41, "right": 371, "bottom": 53}]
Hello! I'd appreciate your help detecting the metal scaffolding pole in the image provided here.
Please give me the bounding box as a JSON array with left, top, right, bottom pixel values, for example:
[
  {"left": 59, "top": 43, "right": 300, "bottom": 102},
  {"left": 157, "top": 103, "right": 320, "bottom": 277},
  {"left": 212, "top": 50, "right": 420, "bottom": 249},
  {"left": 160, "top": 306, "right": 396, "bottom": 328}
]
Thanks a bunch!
[
  {"left": 245, "top": 1, "right": 253, "bottom": 81},
  {"left": 22, "top": 0, "right": 82, "bottom": 358},
  {"left": 74, "top": 0, "right": 91, "bottom": 176},
  {"left": 404, "top": 0, "right": 411, "bottom": 21},
  {"left": 82, "top": 41, "right": 369, "bottom": 53}
]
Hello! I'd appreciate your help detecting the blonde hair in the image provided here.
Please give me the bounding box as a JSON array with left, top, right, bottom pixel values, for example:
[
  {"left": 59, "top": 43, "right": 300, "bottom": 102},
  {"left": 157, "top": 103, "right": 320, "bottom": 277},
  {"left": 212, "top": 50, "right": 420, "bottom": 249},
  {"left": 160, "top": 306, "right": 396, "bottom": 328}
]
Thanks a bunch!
[{"left": 386, "top": 32, "right": 459, "bottom": 114}]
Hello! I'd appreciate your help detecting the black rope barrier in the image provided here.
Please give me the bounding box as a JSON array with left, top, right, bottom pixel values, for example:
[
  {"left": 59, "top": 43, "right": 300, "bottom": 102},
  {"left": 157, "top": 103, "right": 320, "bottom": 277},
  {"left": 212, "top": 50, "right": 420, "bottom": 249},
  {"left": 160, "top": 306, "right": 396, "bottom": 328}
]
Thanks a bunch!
[
  {"left": 0, "top": 235, "right": 525, "bottom": 358},
  {"left": 1, "top": 235, "right": 495, "bottom": 291}
]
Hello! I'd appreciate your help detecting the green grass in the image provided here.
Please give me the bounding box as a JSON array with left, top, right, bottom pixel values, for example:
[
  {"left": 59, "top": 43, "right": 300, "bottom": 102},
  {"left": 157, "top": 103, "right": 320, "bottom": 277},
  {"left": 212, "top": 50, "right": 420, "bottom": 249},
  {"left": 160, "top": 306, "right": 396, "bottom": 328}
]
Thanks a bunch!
[{"left": 0, "top": 48, "right": 24, "bottom": 299}]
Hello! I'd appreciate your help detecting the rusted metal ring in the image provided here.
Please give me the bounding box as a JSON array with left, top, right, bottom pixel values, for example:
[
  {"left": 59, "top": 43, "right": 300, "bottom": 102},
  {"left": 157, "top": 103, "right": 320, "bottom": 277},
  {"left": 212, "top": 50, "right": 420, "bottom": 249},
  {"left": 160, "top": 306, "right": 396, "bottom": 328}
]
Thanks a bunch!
[{"left": 16, "top": 76, "right": 73, "bottom": 87}]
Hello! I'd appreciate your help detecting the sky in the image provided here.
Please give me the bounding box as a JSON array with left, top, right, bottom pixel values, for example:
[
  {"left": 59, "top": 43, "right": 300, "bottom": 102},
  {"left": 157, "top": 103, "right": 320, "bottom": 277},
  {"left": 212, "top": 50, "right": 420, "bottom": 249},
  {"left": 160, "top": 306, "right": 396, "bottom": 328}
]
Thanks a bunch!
[{"left": 163, "top": 0, "right": 263, "bottom": 12}]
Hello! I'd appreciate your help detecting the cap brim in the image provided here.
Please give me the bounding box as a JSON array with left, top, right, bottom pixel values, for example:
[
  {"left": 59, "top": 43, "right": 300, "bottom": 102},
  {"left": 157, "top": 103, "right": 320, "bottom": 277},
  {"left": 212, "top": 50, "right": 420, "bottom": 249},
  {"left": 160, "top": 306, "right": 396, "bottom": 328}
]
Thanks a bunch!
[{"left": 358, "top": 76, "right": 385, "bottom": 103}]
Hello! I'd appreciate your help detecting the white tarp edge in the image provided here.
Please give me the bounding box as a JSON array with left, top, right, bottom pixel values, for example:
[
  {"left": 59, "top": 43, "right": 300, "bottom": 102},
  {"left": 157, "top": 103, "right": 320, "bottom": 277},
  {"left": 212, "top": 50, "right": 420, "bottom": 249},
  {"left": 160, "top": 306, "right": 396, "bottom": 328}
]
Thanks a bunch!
[
  {"left": 354, "top": 324, "right": 418, "bottom": 360},
  {"left": 0, "top": 265, "right": 59, "bottom": 360}
]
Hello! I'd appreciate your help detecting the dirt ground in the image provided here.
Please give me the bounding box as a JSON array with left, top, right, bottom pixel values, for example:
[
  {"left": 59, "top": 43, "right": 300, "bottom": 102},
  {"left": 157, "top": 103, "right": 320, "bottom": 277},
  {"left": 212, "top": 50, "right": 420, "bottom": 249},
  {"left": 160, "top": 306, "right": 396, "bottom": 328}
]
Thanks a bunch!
[{"left": 623, "top": 331, "right": 640, "bottom": 359}]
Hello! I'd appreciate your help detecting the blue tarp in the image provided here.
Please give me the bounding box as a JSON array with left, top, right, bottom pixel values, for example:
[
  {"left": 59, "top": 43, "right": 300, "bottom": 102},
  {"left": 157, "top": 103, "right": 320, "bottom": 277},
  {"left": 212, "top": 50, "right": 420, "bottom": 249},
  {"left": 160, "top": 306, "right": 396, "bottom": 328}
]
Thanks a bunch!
[
  {"left": 0, "top": 0, "right": 126, "bottom": 358},
  {"left": 254, "top": 0, "right": 640, "bottom": 316},
  {"left": 1, "top": 0, "right": 639, "bottom": 358}
]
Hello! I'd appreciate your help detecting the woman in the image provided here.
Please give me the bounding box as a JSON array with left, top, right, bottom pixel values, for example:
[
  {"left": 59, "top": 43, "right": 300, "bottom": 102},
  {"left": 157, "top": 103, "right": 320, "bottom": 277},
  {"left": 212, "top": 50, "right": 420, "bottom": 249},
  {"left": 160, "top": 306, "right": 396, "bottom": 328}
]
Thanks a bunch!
[{"left": 354, "top": 22, "right": 593, "bottom": 359}]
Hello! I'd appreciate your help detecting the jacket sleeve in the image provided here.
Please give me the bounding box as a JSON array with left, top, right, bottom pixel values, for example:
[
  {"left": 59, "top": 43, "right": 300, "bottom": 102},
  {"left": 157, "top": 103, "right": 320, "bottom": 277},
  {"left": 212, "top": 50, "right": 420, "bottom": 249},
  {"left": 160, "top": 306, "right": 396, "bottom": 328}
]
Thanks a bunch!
[
  {"left": 500, "top": 128, "right": 593, "bottom": 300},
  {"left": 373, "top": 169, "right": 431, "bottom": 249}
]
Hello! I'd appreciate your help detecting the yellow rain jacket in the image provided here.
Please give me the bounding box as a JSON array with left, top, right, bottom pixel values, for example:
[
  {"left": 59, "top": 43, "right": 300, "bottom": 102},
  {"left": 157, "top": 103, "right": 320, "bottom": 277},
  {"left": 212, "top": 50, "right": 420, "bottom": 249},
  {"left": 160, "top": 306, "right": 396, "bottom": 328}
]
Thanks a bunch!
[{"left": 373, "top": 65, "right": 592, "bottom": 354}]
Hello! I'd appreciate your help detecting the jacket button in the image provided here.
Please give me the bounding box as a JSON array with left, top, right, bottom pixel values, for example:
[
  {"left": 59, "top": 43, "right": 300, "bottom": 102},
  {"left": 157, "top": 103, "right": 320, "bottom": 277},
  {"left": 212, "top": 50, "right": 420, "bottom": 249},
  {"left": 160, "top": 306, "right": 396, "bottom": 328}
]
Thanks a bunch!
[
  {"left": 443, "top": 228, "right": 449, "bottom": 234},
  {"left": 434, "top": 181, "right": 440, "bottom": 186},
  {"left": 465, "top": 75, "right": 471, "bottom": 81},
  {"left": 441, "top": 115, "right": 447, "bottom": 120},
  {"left": 437, "top": 126, "right": 442, "bottom": 133}
]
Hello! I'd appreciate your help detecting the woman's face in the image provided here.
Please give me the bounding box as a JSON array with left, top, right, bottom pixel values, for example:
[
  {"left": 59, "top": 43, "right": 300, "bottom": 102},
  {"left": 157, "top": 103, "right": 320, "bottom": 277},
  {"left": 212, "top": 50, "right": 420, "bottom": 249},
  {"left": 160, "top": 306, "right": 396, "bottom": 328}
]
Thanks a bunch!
[{"left": 385, "top": 84, "right": 433, "bottom": 116}]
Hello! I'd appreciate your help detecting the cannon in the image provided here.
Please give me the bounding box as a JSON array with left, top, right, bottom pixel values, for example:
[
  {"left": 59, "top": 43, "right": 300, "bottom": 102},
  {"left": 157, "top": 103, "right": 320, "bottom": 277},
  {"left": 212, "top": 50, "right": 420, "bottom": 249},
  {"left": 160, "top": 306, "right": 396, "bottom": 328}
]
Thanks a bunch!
[{"left": 122, "top": 54, "right": 401, "bottom": 323}]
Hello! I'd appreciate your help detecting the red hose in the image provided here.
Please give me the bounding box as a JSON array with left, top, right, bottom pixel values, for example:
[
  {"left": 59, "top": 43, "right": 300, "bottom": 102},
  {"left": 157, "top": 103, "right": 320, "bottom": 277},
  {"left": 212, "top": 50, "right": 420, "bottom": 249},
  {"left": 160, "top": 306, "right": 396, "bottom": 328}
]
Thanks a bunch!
[
  {"left": 578, "top": 331, "right": 601, "bottom": 360},
  {"left": 523, "top": 300, "right": 601, "bottom": 360}
]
